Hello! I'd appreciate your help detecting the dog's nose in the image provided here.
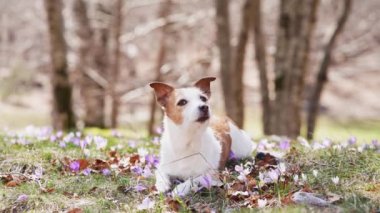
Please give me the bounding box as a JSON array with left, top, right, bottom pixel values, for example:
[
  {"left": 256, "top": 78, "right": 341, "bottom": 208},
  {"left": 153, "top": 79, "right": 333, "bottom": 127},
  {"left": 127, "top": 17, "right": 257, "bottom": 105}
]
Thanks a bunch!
[{"left": 199, "top": 105, "right": 209, "bottom": 113}]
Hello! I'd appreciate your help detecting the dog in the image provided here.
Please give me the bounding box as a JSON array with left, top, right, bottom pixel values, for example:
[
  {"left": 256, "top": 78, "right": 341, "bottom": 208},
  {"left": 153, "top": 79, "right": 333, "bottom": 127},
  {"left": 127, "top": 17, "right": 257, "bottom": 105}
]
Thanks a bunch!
[{"left": 150, "top": 77, "right": 255, "bottom": 196}]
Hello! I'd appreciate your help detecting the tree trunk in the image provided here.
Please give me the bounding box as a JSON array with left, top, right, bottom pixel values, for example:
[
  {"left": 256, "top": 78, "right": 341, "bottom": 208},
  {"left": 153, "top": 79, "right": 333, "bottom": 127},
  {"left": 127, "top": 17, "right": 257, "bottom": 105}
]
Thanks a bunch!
[
  {"left": 306, "top": 0, "right": 352, "bottom": 139},
  {"left": 272, "top": 0, "right": 319, "bottom": 137},
  {"left": 147, "top": 0, "right": 172, "bottom": 135},
  {"left": 231, "top": 0, "right": 252, "bottom": 128},
  {"left": 110, "top": 0, "right": 123, "bottom": 128},
  {"left": 215, "top": 0, "right": 244, "bottom": 128},
  {"left": 251, "top": 0, "right": 272, "bottom": 135},
  {"left": 44, "top": 0, "right": 75, "bottom": 130},
  {"left": 73, "top": 0, "right": 108, "bottom": 128}
]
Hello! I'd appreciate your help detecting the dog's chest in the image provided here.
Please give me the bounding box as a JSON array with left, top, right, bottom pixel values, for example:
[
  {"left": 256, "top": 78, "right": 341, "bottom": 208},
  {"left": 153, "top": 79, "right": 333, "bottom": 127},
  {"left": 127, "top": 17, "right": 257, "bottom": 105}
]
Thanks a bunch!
[{"left": 159, "top": 129, "right": 222, "bottom": 178}]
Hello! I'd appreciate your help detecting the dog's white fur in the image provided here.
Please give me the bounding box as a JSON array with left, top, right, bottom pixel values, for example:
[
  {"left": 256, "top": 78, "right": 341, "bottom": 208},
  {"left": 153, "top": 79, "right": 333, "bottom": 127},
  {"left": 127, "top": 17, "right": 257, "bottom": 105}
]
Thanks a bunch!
[{"left": 152, "top": 81, "right": 255, "bottom": 195}]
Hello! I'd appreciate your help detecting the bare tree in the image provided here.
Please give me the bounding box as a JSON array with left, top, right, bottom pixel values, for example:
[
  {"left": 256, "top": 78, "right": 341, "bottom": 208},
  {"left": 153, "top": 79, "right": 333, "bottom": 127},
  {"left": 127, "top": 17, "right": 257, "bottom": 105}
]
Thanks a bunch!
[
  {"left": 306, "top": 0, "right": 352, "bottom": 139},
  {"left": 109, "top": 0, "right": 123, "bottom": 128},
  {"left": 147, "top": 0, "right": 173, "bottom": 135},
  {"left": 215, "top": 0, "right": 246, "bottom": 128},
  {"left": 44, "top": 0, "right": 75, "bottom": 130},
  {"left": 72, "top": 0, "right": 108, "bottom": 128},
  {"left": 231, "top": 0, "right": 253, "bottom": 128},
  {"left": 251, "top": 0, "right": 272, "bottom": 134},
  {"left": 271, "top": 0, "right": 320, "bottom": 137}
]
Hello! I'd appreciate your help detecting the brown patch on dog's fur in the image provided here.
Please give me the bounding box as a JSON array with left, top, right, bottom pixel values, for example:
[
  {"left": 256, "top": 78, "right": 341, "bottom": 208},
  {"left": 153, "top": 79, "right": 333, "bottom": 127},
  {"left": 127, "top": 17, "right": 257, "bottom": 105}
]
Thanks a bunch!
[
  {"left": 165, "top": 90, "right": 183, "bottom": 125},
  {"left": 210, "top": 117, "right": 232, "bottom": 169}
]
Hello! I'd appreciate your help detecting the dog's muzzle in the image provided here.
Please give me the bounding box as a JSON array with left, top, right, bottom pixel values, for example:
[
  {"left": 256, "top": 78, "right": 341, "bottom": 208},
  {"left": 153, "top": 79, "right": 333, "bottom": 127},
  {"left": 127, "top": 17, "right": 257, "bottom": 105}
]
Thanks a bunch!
[{"left": 196, "top": 105, "right": 210, "bottom": 122}]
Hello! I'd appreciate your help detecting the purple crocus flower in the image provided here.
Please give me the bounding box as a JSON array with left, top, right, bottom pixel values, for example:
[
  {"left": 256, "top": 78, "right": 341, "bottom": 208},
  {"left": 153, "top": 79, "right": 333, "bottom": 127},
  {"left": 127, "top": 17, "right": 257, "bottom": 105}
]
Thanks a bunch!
[
  {"left": 94, "top": 136, "right": 108, "bottom": 150},
  {"left": 56, "top": 131, "right": 63, "bottom": 138},
  {"left": 152, "top": 137, "right": 160, "bottom": 145},
  {"left": 82, "top": 168, "right": 91, "bottom": 176},
  {"left": 59, "top": 141, "right": 66, "bottom": 148},
  {"left": 71, "top": 137, "right": 81, "bottom": 146},
  {"left": 102, "top": 168, "right": 111, "bottom": 176},
  {"left": 279, "top": 139, "right": 290, "bottom": 150},
  {"left": 34, "top": 167, "right": 43, "bottom": 179},
  {"left": 75, "top": 132, "right": 82, "bottom": 138},
  {"left": 142, "top": 166, "right": 153, "bottom": 178},
  {"left": 69, "top": 161, "right": 80, "bottom": 172},
  {"left": 155, "top": 126, "right": 163, "bottom": 135},
  {"left": 79, "top": 140, "right": 87, "bottom": 149},
  {"left": 17, "top": 137, "right": 30, "bottom": 145},
  {"left": 348, "top": 136, "right": 357, "bottom": 145},
  {"left": 134, "top": 183, "right": 147, "bottom": 192},
  {"left": 372, "top": 139, "right": 379, "bottom": 148},
  {"left": 50, "top": 135, "right": 57, "bottom": 142},
  {"left": 145, "top": 155, "right": 159, "bottom": 168},
  {"left": 111, "top": 129, "right": 123, "bottom": 138},
  {"left": 322, "top": 138, "right": 332, "bottom": 147},
  {"left": 84, "top": 135, "right": 93, "bottom": 145},
  {"left": 137, "top": 197, "right": 155, "bottom": 210},
  {"left": 235, "top": 165, "right": 244, "bottom": 173},
  {"left": 131, "top": 165, "right": 143, "bottom": 175},
  {"left": 200, "top": 174, "right": 212, "bottom": 189},
  {"left": 235, "top": 165, "right": 250, "bottom": 182},
  {"left": 128, "top": 140, "right": 137, "bottom": 148},
  {"left": 228, "top": 151, "right": 236, "bottom": 160},
  {"left": 267, "top": 169, "right": 280, "bottom": 182},
  {"left": 16, "top": 194, "right": 28, "bottom": 202}
]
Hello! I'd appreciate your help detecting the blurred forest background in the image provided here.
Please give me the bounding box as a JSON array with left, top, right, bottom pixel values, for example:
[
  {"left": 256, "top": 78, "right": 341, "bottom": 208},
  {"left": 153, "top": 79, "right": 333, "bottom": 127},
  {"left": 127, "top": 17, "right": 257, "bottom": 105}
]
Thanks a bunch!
[{"left": 0, "top": 0, "right": 379, "bottom": 140}]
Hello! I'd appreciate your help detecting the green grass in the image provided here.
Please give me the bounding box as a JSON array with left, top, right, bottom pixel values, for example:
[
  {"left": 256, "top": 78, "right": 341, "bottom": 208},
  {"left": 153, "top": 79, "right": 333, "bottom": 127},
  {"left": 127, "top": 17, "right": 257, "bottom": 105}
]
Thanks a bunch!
[
  {"left": 1, "top": 129, "right": 379, "bottom": 212},
  {"left": 313, "top": 117, "right": 380, "bottom": 142},
  {"left": 243, "top": 109, "right": 380, "bottom": 142}
]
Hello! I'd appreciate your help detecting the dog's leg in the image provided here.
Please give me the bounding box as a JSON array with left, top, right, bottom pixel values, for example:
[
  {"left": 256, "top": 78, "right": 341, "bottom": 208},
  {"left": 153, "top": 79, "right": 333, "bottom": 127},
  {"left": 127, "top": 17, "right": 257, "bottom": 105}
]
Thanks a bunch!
[
  {"left": 172, "top": 171, "right": 221, "bottom": 196},
  {"left": 155, "top": 169, "right": 171, "bottom": 192}
]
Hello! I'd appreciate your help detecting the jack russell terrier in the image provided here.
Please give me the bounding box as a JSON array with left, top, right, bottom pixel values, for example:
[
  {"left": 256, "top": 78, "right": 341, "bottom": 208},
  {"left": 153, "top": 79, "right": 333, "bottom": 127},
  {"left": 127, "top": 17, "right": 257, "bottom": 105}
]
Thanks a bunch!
[{"left": 150, "top": 77, "right": 255, "bottom": 196}]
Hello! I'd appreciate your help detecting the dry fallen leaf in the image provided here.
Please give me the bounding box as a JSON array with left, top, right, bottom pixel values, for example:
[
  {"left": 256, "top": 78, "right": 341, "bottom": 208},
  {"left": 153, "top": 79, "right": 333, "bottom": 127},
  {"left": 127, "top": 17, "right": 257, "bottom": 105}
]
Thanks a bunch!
[
  {"left": 67, "top": 208, "right": 83, "bottom": 213},
  {"left": 129, "top": 154, "right": 140, "bottom": 164},
  {"left": 255, "top": 152, "right": 277, "bottom": 168},
  {"left": 165, "top": 197, "right": 181, "bottom": 212},
  {"left": 91, "top": 159, "right": 109, "bottom": 171},
  {"left": 281, "top": 192, "right": 295, "bottom": 205},
  {"left": 5, "top": 180, "right": 20, "bottom": 187},
  {"left": 77, "top": 159, "right": 90, "bottom": 170},
  {"left": 41, "top": 187, "right": 55, "bottom": 193}
]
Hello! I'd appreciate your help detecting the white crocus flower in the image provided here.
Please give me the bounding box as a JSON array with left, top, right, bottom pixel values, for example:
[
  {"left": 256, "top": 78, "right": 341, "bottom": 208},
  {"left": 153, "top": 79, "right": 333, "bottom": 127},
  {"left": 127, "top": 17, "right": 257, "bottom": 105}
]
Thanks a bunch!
[
  {"left": 312, "top": 170, "right": 318, "bottom": 177},
  {"left": 257, "top": 199, "right": 267, "bottom": 208},
  {"left": 331, "top": 176, "right": 340, "bottom": 185}
]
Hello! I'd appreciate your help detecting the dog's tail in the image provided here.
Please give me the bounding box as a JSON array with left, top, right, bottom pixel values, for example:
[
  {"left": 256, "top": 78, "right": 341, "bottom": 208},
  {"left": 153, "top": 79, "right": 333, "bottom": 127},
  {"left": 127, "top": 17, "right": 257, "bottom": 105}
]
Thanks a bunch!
[{"left": 229, "top": 122, "right": 256, "bottom": 158}]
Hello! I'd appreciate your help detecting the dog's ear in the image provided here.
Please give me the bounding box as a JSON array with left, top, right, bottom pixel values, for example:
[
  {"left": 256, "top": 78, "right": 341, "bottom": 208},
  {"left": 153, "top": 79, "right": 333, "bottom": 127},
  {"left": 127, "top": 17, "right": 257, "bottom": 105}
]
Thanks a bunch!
[
  {"left": 194, "top": 77, "right": 216, "bottom": 97},
  {"left": 149, "top": 82, "right": 174, "bottom": 107}
]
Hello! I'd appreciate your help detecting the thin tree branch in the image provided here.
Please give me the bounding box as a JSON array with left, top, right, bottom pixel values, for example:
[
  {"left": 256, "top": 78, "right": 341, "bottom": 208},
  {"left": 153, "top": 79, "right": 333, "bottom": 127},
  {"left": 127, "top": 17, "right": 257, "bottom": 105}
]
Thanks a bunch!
[{"left": 306, "top": 0, "right": 352, "bottom": 139}]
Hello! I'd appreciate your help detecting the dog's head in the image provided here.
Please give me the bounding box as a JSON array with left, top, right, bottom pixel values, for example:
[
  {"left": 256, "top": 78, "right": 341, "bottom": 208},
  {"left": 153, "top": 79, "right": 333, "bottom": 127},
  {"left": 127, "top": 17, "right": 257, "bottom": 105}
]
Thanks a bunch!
[{"left": 150, "top": 77, "right": 216, "bottom": 128}]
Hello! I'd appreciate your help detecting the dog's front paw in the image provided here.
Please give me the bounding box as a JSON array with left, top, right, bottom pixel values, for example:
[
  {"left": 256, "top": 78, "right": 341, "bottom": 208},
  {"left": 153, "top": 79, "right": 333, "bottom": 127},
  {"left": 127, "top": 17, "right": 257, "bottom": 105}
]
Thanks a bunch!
[
  {"left": 155, "top": 181, "right": 171, "bottom": 193},
  {"left": 172, "top": 181, "right": 193, "bottom": 197},
  {"left": 155, "top": 170, "right": 171, "bottom": 193}
]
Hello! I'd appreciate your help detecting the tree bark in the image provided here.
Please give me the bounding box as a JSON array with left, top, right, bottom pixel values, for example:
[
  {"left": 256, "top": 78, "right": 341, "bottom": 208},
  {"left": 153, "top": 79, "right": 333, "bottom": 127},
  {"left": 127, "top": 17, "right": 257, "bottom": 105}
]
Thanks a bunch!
[
  {"left": 110, "top": 0, "right": 123, "bottom": 128},
  {"left": 306, "top": 0, "right": 352, "bottom": 139},
  {"left": 215, "top": 0, "right": 244, "bottom": 128},
  {"left": 44, "top": 0, "right": 75, "bottom": 130},
  {"left": 147, "top": 0, "right": 172, "bottom": 135},
  {"left": 251, "top": 0, "right": 272, "bottom": 135},
  {"left": 272, "top": 0, "right": 319, "bottom": 137},
  {"left": 232, "top": 0, "right": 252, "bottom": 128},
  {"left": 72, "top": 0, "right": 107, "bottom": 128}
]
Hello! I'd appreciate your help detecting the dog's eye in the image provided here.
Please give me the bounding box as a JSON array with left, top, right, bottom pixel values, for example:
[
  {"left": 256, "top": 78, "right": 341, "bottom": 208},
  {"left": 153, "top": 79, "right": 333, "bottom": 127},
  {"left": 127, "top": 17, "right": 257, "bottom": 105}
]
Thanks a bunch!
[
  {"left": 177, "top": 99, "right": 188, "bottom": 106},
  {"left": 200, "top": 96, "right": 207, "bottom": 102}
]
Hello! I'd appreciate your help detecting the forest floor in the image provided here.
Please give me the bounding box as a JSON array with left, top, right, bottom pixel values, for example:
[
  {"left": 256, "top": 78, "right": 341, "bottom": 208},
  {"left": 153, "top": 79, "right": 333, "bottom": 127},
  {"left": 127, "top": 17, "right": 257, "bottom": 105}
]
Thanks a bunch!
[{"left": 0, "top": 127, "right": 379, "bottom": 212}]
